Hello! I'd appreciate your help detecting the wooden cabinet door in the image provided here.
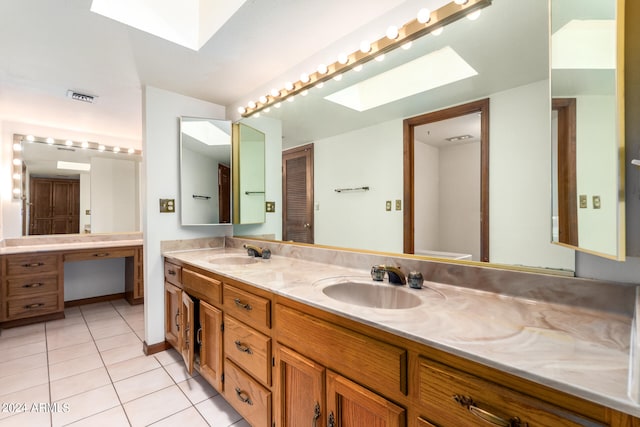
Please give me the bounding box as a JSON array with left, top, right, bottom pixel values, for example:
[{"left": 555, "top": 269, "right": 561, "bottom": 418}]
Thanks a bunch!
[
  {"left": 181, "top": 292, "right": 195, "bottom": 375},
  {"left": 275, "top": 345, "right": 325, "bottom": 427},
  {"left": 326, "top": 370, "right": 405, "bottom": 427},
  {"left": 199, "top": 300, "right": 223, "bottom": 391},
  {"left": 164, "top": 282, "right": 182, "bottom": 351}
]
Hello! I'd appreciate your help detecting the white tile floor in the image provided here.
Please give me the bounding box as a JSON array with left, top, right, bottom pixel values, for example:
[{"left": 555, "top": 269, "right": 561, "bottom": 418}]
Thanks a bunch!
[{"left": 0, "top": 299, "right": 249, "bottom": 427}]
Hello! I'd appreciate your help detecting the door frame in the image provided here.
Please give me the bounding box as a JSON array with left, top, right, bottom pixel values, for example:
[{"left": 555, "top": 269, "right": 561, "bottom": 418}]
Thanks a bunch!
[
  {"left": 282, "top": 143, "right": 314, "bottom": 242},
  {"left": 403, "top": 98, "right": 490, "bottom": 261}
]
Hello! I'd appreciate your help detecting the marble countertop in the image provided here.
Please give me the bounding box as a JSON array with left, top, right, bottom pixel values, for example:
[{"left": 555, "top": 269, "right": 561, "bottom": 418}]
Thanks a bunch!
[
  {"left": 164, "top": 247, "right": 636, "bottom": 418},
  {"left": 0, "top": 233, "right": 143, "bottom": 255}
]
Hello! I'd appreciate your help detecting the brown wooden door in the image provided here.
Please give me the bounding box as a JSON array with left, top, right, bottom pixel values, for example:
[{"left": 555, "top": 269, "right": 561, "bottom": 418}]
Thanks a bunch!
[
  {"left": 181, "top": 292, "right": 195, "bottom": 375},
  {"left": 29, "top": 177, "right": 80, "bottom": 235},
  {"left": 283, "top": 144, "right": 314, "bottom": 243},
  {"left": 164, "top": 282, "right": 182, "bottom": 351},
  {"left": 326, "top": 370, "right": 405, "bottom": 427},
  {"left": 218, "top": 164, "right": 231, "bottom": 223},
  {"left": 553, "top": 98, "right": 578, "bottom": 247},
  {"left": 275, "top": 345, "right": 325, "bottom": 427},
  {"left": 199, "top": 300, "right": 223, "bottom": 392}
]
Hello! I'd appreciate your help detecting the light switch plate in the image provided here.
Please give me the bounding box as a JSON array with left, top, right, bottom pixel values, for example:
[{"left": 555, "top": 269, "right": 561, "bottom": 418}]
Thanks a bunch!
[
  {"left": 266, "top": 201, "right": 276, "bottom": 213},
  {"left": 386, "top": 201, "right": 392, "bottom": 211},
  {"left": 395, "top": 199, "right": 402, "bottom": 210},
  {"left": 159, "top": 199, "right": 175, "bottom": 213},
  {"left": 593, "top": 195, "right": 601, "bottom": 209},
  {"left": 579, "top": 195, "right": 587, "bottom": 209}
]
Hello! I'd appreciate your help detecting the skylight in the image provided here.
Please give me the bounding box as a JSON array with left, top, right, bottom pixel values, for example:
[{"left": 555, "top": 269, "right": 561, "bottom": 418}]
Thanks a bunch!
[
  {"left": 324, "top": 46, "right": 478, "bottom": 112},
  {"left": 182, "top": 120, "right": 231, "bottom": 146},
  {"left": 551, "top": 20, "right": 615, "bottom": 69},
  {"left": 90, "top": 0, "right": 248, "bottom": 51}
]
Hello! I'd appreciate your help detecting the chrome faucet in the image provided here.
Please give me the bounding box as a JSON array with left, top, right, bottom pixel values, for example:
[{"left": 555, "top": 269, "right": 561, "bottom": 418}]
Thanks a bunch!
[
  {"left": 243, "top": 244, "right": 271, "bottom": 259},
  {"left": 370, "top": 264, "right": 406, "bottom": 285}
]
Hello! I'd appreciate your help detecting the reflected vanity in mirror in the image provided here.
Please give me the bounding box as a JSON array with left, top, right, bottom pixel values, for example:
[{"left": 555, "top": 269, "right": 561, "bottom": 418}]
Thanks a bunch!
[
  {"left": 12, "top": 134, "right": 141, "bottom": 235},
  {"left": 550, "top": 0, "right": 625, "bottom": 260},
  {"left": 179, "top": 117, "right": 232, "bottom": 225},
  {"left": 179, "top": 118, "right": 266, "bottom": 226}
]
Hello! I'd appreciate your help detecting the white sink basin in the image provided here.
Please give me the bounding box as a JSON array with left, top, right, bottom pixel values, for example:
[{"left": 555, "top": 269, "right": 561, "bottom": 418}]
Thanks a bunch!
[
  {"left": 207, "top": 256, "right": 259, "bottom": 266},
  {"left": 317, "top": 277, "right": 424, "bottom": 309}
]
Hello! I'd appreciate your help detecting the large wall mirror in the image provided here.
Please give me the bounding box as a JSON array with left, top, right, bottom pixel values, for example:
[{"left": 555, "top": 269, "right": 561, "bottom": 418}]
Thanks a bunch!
[
  {"left": 252, "top": 0, "right": 626, "bottom": 272},
  {"left": 550, "top": 0, "right": 625, "bottom": 260},
  {"left": 13, "top": 134, "right": 141, "bottom": 236},
  {"left": 232, "top": 123, "right": 266, "bottom": 224}
]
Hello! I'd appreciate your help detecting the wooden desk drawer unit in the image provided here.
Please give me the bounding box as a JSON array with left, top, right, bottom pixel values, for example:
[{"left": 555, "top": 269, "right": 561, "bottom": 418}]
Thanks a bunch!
[
  {"left": 164, "top": 262, "right": 182, "bottom": 287},
  {"left": 7, "top": 294, "right": 60, "bottom": 319},
  {"left": 224, "top": 358, "right": 271, "bottom": 427},
  {"left": 224, "top": 315, "right": 271, "bottom": 386},
  {"left": 223, "top": 284, "right": 270, "bottom": 331},
  {"left": 6, "top": 276, "right": 59, "bottom": 298},
  {"left": 64, "top": 248, "right": 135, "bottom": 262},
  {"left": 418, "top": 357, "right": 604, "bottom": 427},
  {"left": 183, "top": 269, "right": 222, "bottom": 305},
  {"left": 7, "top": 253, "right": 59, "bottom": 276}
]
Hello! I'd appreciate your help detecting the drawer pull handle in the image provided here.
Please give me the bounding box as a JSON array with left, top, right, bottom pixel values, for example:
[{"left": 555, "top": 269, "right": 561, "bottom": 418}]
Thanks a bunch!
[
  {"left": 235, "top": 388, "right": 253, "bottom": 406},
  {"left": 22, "top": 282, "right": 43, "bottom": 288},
  {"left": 196, "top": 328, "right": 202, "bottom": 345},
  {"left": 93, "top": 253, "right": 110, "bottom": 257},
  {"left": 24, "top": 303, "right": 45, "bottom": 309},
  {"left": 453, "top": 395, "right": 525, "bottom": 427},
  {"left": 313, "top": 402, "right": 321, "bottom": 427},
  {"left": 175, "top": 309, "right": 180, "bottom": 331},
  {"left": 22, "top": 262, "right": 44, "bottom": 268},
  {"left": 328, "top": 411, "right": 335, "bottom": 427},
  {"left": 234, "top": 298, "right": 252, "bottom": 311},
  {"left": 168, "top": 270, "right": 177, "bottom": 276},
  {"left": 234, "top": 340, "right": 253, "bottom": 354}
]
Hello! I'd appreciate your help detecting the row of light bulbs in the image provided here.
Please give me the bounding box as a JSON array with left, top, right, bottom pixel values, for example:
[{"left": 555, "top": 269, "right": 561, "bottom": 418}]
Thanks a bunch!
[
  {"left": 14, "top": 134, "right": 139, "bottom": 154},
  {"left": 237, "top": 0, "right": 489, "bottom": 118}
]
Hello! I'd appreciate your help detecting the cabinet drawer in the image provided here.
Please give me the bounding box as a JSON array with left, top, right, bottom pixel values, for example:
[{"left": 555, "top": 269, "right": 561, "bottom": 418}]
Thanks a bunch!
[
  {"left": 183, "top": 269, "right": 222, "bottom": 305},
  {"left": 164, "top": 261, "right": 182, "bottom": 286},
  {"left": 224, "top": 359, "right": 271, "bottom": 427},
  {"left": 6, "top": 294, "right": 62, "bottom": 319},
  {"left": 224, "top": 315, "right": 271, "bottom": 386},
  {"left": 63, "top": 248, "right": 135, "bottom": 262},
  {"left": 6, "top": 276, "right": 59, "bottom": 298},
  {"left": 224, "top": 284, "right": 270, "bottom": 331},
  {"left": 6, "top": 253, "right": 59, "bottom": 276},
  {"left": 418, "top": 358, "right": 603, "bottom": 427}
]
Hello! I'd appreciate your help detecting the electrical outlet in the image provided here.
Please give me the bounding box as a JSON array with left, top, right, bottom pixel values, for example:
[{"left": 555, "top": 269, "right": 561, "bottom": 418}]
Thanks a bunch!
[
  {"left": 395, "top": 199, "right": 402, "bottom": 210},
  {"left": 159, "top": 198, "right": 175, "bottom": 213},
  {"left": 386, "top": 201, "right": 392, "bottom": 211},
  {"left": 265, "top": 201, "right": 276, "bottom": 212},
  {"left": 579, "top": 195, "right": 587, "bottom": 209}
]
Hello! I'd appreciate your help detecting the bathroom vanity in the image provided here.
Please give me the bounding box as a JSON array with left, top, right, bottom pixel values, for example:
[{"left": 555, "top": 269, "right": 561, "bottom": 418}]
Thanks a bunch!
[
  {"left": 0, "top": 233, "right": 143, "bottom": 328},
  {"left": 163, "top": 239, "right": 640, "bottom": 427}
]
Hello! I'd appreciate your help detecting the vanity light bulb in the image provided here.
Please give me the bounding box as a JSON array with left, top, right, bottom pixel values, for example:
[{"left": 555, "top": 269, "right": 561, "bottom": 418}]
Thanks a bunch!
[
  {"left": 467, "top": 9, "right": 481, "bottom": 20},
  {"left": 98, "top": 145, "right": 105, "bottom": 152},
  {"left": 26, "top": 135, "right": 35, "bottom": 142},
  {"left": 386, "top": 26, "right": 399, "bottom": 40},
  {"left": 274, "top": 102, "right": 282, "bottom": 109},
  {"left": 300, "top": 73, "right": 310, "bottom": 83},
  {"left": 113, "top": 147, "right": 120, "bottom": 153},
  {"left": 301, "top": 90, "right": 309, "bottom": 97},
  {"left": 337, "top": 53, "right": 349, "bottom": 65},
  {"left": 65, "top": 140, "right": 73, "bottom": 146},
  {"left": 353, "top": 65, "right": 363, "bottom": 72},
  {"left": 375, "top": 54, "right": 385, "bottom": 62},
  {"left": 401, "top": 41, "right": 412, "bottom": 50},
  {"left": 259, "top": 95, "right": 268, "bottom": 104},
  {"left": 254, "top": 112, "right": 261, "bottom": 118},
  {"left": 287, "top": 96, "right": 295, "bottom": 102},
  {"left": 284, "top": 81, "right": 294, "bottom": 91},
  {"left": 13, "top": 173, "right": 21, "bottom": 180},
  {"left": 317, "top": 64, "right": 328, "bottom": 74},
  {"left": 238, "top": 106, "right": 246, "bottom": 114},
  {"left": 128, "top": 148, "right": 135, "bottom": 154},
  {"left": 431, "top": 27, "right": 443, "bottom": 36},
  {"left": 13, "top": 158, "right": 21, "bottom": 166},
  {"left": 455, "top": 0, "right": 468, "bottom": 4},
  {"left": 359, "top": 40, "right": 371, "bottom": 53},
  {"left": 417, "top": 8, "right": 431, "bottom": 24},
  {"left": 264, "top": 107, "right": 271, "bottom": 113},
  {"left": 46, "top": 137, "right": 54, "bottom": 144},
  {"left": 316, "top": 82, "right": 325, "bottom": 89},
  {"left": 270, "top": 88, "right": 281, "bottom": 97},
  {"left": 13, "top": 143, "right": 22, "bottom": 152},
  {"left": 13, "top": 188, "right": 20, "bottom": 195},
  {"left": 333, "top": 74, "right": 343, "bottom": 81},
  {"left": 81, "top": 141, "right": 89, "bottom": 149},
  {"left": 248, "top": 101, "right": 257, "bottom": 109}
]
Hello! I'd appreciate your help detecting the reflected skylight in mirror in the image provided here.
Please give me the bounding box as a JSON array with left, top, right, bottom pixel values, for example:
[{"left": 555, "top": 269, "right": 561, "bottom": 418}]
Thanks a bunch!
[
  {"left": 181, "top": 120, "right": 231, "bottom": 145},
  {"left": 551, "top": 20, "right": 615, "bottom": 69},
  {"left": 324, "top": 46, "right": 477, "bottom": 112},
  {"left": 90, "top": 0, "right": 247, "bottom": 50}
]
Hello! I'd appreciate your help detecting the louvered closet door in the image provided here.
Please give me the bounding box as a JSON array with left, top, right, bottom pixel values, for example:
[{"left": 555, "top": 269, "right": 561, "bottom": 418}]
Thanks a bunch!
[{"left": 283, "top": 143, "right": 314, "bottom": 243}]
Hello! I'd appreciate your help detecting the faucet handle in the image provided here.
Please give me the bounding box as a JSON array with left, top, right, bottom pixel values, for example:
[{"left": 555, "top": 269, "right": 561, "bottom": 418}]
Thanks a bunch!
[{"left": 371, "top": 265, "right": 386, "bottom": 281}]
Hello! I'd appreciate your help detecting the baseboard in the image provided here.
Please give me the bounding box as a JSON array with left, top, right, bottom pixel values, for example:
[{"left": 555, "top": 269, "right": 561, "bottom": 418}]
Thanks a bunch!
[
  {"left": 143, "top": 340, "right": 170, "bottom": 355},
  {"left": 64, "top": 293, "right": 126, "bottom": 308}
]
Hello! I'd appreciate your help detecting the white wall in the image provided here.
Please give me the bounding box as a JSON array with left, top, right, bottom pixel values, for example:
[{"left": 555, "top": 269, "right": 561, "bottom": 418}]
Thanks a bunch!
[
  {"left": 64, "top": 259, "right": 125, "bottom": 301},
  {"left": 143, "top": 86, "right": 230, "bottom": 346},
  {"left": 91, "top": 157, "right": 137, "bottom": 233},
  {"left": 414, "top": 141, "right": 440, "bottom": 251},
  {"left": 80, "top": 173, "right": 91, "bottom": 232},
  {"left": 314, "top": 121, "right": 404, "bottom": 252},
  {"left": 181, "top": 146, "right": 219, "bottom": 224},
  {"left": 489, "top": 80, "right": 575, "bottom": 270},
  {"left": 233, "top": 115, "right": 283, "bottom": 240}
]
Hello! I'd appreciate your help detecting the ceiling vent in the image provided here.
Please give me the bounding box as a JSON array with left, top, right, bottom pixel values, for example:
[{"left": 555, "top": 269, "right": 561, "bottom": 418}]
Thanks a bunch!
[{"left": 66, "top": 90, "right": 96, "bottom": 103}]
